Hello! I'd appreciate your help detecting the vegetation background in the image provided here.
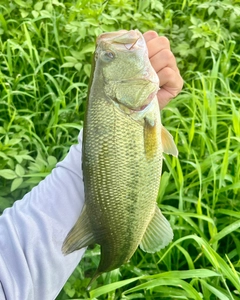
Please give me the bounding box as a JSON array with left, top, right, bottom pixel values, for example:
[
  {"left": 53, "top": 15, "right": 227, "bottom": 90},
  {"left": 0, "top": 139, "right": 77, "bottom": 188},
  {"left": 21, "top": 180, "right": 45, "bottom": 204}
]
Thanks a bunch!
[{"left": 0, "top": 0, "right": 240, "bottom": 299}]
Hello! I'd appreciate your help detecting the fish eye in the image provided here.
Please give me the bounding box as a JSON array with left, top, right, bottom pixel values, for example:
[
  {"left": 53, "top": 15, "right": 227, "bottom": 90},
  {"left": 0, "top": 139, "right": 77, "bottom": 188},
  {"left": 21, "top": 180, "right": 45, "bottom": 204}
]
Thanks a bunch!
[
  {"left": 105, "top": 51, "right": 114, "bottom": 59},
  {"left": 101, "top": 50, "right": 115, "bottom": 62}
]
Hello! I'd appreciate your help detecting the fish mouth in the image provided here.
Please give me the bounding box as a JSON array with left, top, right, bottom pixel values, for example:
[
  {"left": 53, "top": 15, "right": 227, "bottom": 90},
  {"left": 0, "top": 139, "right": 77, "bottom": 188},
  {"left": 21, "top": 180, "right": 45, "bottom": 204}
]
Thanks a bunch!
[{"left": 97, "top": 30, "right": 145, "bottom": 51}]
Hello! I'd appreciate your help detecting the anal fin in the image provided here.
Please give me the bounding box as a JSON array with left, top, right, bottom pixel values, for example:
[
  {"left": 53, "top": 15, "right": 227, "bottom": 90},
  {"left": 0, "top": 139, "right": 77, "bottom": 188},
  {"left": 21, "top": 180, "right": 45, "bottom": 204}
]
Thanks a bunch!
[
  {"left": 62, "top": 204, "right": 95, "bottom": 255},
  {"left": 140, "top": 205, "right": 173, "bottom": 253}
]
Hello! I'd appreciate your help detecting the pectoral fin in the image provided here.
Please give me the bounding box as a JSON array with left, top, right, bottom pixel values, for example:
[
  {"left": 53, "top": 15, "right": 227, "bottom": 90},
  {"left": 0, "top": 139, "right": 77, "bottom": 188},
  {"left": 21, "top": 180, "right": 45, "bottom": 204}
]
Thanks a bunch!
[
  {"left": 161, "top": 126, "right": 178, "bottom": 157},
  {"left": 140, "top": 205, "right": 173, "bottom": 253},
  {"left": 144, "top": 119, "right": 158, "bottom": 160},
  {"left": 62, "top": 204, "right": 95, "bottom": 255}
]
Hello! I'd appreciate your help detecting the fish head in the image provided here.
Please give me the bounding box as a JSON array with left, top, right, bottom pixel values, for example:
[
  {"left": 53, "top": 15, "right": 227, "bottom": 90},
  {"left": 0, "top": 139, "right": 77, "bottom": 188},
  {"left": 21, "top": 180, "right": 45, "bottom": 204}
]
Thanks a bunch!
[{"left": 95, "top": 30, "right": 159, "bottom": 112}]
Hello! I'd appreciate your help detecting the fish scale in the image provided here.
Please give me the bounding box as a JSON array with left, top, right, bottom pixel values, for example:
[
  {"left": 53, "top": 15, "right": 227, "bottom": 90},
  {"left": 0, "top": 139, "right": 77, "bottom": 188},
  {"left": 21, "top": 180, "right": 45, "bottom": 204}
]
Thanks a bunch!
[
  {"left": 85, "top": 101, "right": 159, "bottom": 249},
  {"left": 62, "top": 29, "right": 177, "bottom": 284},
  {"left": 84, "top": 99, "right": 161, "bottom": 275}
]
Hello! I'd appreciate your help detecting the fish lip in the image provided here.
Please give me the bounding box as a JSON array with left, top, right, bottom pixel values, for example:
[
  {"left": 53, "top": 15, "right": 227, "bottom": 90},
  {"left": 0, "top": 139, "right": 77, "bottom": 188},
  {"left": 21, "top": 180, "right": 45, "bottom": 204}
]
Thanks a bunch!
[
  {"left": 97, "top": 29, "right": 140, "bottom": 43},
  {"left": 97, "top": 29, "right": 145, "bottom": 52},
  {"left": 96, "top": 30, "right": 128, "bottom": 43}
]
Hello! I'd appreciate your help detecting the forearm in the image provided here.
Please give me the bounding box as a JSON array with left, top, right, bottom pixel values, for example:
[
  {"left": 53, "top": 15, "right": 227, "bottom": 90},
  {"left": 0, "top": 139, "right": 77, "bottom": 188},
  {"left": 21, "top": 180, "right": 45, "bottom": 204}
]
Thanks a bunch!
[{"left": 0, "top": 131, "right": 85, "bottom": 300}]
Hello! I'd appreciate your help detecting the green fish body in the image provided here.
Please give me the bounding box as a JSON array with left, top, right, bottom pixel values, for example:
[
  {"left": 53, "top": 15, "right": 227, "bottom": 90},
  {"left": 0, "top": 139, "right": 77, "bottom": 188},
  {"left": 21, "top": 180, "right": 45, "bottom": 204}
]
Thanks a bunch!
[{"left": 62, "top": 30, "right": 178, "bottom": 281}]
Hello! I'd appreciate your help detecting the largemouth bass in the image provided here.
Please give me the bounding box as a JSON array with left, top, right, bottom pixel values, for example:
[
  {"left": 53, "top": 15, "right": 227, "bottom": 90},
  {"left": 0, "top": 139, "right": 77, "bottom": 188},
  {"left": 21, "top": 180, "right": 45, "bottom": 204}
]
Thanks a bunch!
[{"left": 62, "top": 29, "right": 178, "bottom": 283}]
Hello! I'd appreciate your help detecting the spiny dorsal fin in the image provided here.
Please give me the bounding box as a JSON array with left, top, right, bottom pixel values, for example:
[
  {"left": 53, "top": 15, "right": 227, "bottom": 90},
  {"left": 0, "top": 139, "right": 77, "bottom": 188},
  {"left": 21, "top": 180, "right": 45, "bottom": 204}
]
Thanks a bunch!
[
  {"left": 62, "top": 204, "right": 95, "bottom": 255},
  {"left": 161, "top": 126, "right": 178, "bottom": 157},
  {"left": 139, "top": 205, "right": 173, "bottom": 253}
]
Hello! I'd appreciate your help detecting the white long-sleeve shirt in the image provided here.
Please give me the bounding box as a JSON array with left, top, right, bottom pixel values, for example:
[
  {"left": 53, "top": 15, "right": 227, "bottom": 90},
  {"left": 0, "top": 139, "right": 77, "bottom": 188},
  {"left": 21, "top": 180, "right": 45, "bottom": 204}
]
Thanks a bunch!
[{"left": 0, "top": 131, "right": 85, "bottom": 299}]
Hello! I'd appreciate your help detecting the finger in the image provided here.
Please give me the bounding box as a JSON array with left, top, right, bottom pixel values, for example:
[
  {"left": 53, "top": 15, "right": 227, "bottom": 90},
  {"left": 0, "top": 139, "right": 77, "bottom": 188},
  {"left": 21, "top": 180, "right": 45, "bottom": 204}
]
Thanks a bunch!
[
  {"left": 146, "top": 36, "right": 171, "bottom": 58},
  {"left": 150, "top": 48, "right": 179, "bottom": 74},
  {"left": 143, "top": 31, "right": 158, "bottom": 43},
  {"left": 157, "top": 67, "right": 184, "bottom": 109},
  {"left": 158, "top": 67, "right": 182, "bottom": 89},
  {"left": 157, "top": 89, "right": 175, "bottom": 110}
]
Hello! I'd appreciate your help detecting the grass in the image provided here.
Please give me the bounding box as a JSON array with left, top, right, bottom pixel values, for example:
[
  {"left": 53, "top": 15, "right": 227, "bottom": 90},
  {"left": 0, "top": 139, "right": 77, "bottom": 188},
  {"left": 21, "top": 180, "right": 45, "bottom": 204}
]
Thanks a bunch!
[{"left": 0, "top": 0, "right": 240, "bottom": 299}]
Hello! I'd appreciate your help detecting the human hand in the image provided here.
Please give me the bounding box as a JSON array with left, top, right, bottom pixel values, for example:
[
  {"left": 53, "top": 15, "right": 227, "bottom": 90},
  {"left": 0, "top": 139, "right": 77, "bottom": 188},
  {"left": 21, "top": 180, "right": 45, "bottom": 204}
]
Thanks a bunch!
[{"left": 143, "top": 31, "right": 183, "bottom": 109}]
